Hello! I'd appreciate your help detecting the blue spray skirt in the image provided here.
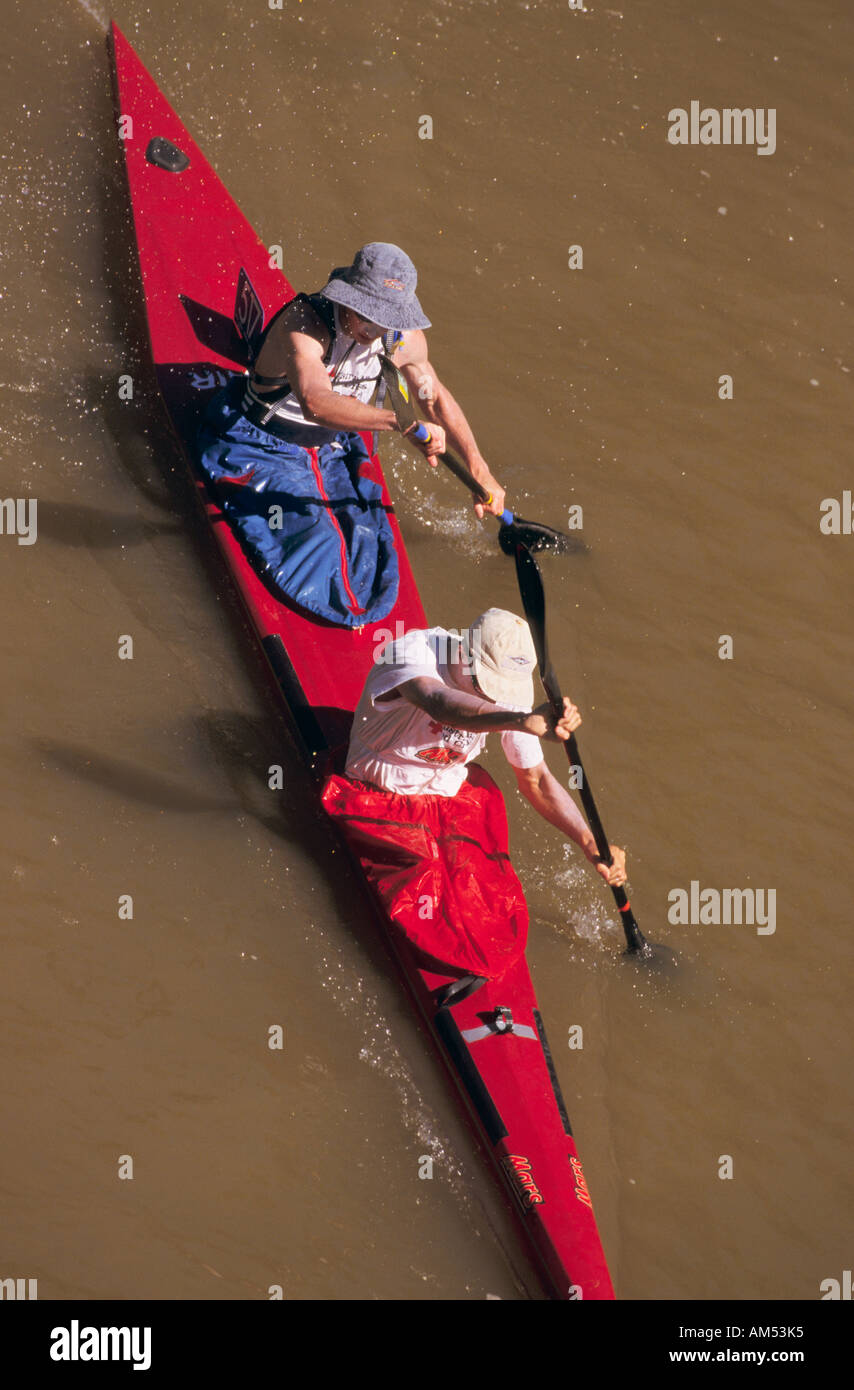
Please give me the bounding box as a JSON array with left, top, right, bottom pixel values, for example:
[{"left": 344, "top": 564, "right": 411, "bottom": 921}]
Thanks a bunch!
[{"left": 194, "top": 380, "right": 400, "bottom": 626}]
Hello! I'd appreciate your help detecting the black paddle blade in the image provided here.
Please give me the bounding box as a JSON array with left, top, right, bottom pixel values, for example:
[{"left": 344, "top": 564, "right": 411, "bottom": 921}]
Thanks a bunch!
[
  {"left": 498, "top": 516, "right": 584, "bottom": 556},
  {"left": 622, "top": 939, "right": 681, "bottom": 975},
  {"left": 512, "top": 541, "right": 564, "bottom": 708}
]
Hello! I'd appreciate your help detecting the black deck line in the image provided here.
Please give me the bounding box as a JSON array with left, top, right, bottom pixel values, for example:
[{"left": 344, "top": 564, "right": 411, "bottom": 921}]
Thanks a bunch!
[
  {"left": 533, "top": 1009, "right": 573, "bottom": 1138},
  {"left": 434, "top": 1007, "right": 509, "bottom": 1146},
  {"left": 262, "top": 633, "right": 330, "bottom": 757}
]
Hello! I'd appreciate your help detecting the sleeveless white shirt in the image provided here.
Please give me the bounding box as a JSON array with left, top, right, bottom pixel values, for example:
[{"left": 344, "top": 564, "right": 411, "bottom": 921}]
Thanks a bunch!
[{"left": 244, "top": 303, "right": 386, "bottom": 432}]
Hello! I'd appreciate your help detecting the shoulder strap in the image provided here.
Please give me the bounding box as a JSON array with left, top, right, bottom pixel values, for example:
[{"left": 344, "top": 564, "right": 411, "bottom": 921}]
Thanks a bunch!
[
  {"left": 306, "top": 293, "right": 337, "bottom": 362},
  {"left": 251, "top": 291, "right": 337, "bottom": 388}
]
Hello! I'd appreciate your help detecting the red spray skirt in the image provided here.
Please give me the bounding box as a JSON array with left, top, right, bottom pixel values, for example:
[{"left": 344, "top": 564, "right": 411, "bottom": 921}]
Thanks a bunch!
[{"left": 321, "top": 764, "right": 528, "bottom": 979}]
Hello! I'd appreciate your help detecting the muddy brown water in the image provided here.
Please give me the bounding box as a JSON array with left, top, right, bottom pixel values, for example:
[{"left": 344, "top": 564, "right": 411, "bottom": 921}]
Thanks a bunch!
[{"left": 0, "top": 0, "right": 851, "bottom": 1299}]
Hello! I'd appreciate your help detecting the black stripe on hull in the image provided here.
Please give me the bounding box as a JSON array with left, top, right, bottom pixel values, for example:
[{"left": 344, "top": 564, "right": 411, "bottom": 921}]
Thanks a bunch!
[
  {"left": 533, "top": 1009, "right": 573, "bottom": 1137},
  {"left": 262, "top": 633, "right": 329, "bottom": 758},
  {"left": 434, "top": 1008, "right": 508, "bottom": 1146}
]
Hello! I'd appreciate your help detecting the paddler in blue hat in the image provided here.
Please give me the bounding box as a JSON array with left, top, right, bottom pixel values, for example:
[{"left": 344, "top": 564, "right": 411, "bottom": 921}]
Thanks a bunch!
[
  {"left": 247, "top": 243, "right": 505, "bottom": 515},
  {"left": 196, "top": 243, "right": 505, "bottom": 628}
]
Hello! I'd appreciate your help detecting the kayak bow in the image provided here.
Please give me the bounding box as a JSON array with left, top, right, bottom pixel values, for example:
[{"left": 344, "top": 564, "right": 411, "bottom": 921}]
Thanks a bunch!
[{"left": 108, "top": 20, "right": 615, "bottom": 1300}]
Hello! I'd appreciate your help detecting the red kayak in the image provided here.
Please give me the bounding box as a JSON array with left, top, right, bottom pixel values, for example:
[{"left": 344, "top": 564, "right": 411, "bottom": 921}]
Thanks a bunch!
[{"left": 108, "top": 20, "right": 615, "bottom": 1300}]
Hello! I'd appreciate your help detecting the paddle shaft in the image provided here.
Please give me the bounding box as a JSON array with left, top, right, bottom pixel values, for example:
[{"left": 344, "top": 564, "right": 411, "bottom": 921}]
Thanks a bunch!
[
  {"left": 407, "top": 423, "right": 513, "bottom": 520},
  {"left": 377, "top": 356, "right": 515, "bottom": 523},
  {"left": 562, "top": 721, "right": 648, "bottom": 957},
  {"left": 514, "top": 543, "right": 651, "bottom": 957}
]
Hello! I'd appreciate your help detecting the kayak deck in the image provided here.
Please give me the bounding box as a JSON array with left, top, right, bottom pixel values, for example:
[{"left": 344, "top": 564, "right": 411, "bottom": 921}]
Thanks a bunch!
[{"left": 108, "top": 20, "right": 614, "bottom": 1300}]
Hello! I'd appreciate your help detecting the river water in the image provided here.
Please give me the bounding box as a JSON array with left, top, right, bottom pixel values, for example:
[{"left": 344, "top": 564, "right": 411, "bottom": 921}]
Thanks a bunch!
[{"left": 1, "top": 0, "right": 851, "bottom": 1300}]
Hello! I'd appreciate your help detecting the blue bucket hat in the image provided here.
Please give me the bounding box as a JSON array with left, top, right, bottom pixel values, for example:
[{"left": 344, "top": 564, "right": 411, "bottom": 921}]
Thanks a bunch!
[{"left": 319, "top": 242, "right": 431, "bottom": 332}]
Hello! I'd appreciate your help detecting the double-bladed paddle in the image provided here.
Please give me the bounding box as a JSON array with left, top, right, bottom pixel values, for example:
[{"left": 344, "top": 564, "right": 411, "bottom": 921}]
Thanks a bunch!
[
  {"left": 378, "top": 356, "right": 580, "bottom": 555},
  {"left": 513, "top": 541, "right": 666, "bottom": 963}
]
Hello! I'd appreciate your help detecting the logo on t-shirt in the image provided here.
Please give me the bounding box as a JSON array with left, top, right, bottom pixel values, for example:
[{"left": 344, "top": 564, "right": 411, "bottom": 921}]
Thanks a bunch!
[
  {"left": 415, "top": 724, "right": 478, "bottom": 766},
  {"left": 415, "top": 746, "right": 464, "bottom": 765},
  {"left": 332, "top": 370, "right": 380, "bottom": 402}
]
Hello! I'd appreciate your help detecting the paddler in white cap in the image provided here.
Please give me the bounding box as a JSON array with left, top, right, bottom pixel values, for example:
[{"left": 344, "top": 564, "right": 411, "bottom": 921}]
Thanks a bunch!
[{"left": 343, "top": 609, "right": 627, "bottom": 887}]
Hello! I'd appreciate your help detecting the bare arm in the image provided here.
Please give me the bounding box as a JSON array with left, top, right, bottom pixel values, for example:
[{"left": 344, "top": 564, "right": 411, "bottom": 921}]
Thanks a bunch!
[
  {"left": 254, "top": 298, "right": 400, "bottom": 433},
  {"left": 397, "top": 677, "right": 529, "bottom": 733},
  {"left": 399, "top": 676, "right": 628, "bottom": 883},
  {"left": 282, "top": 325, "right": 400, "bottom": 433},
  {"left": 397, "top": 679, "right": 591, "bottom": 741},
  {"left": 398, "top": 679, "right": 594, "bottom": 737},
  {"left": 396, "top": 330, "right": 506, "bottom": 518},
  {"left": 512, "top": 762, "right": 628, "bottom": 887}
]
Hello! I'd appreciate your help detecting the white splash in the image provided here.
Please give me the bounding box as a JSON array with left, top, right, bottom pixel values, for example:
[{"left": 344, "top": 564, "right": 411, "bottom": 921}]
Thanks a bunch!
[
  {"left": 310, "top": 920, "right": 469, "bottom": 1187},
  {"left": 76, "top": 0, "right": 109, "bottom": 28}
]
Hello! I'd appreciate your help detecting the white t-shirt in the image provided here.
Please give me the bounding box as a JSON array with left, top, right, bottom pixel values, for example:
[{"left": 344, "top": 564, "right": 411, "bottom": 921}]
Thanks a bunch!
[{"left": 346, "top": 626, "right": 544, "bottom": 796}]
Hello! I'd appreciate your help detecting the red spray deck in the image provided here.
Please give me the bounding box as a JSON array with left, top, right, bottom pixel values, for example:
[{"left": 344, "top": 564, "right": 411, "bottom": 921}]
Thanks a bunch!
[{"left": 108, "top": 20, "right": 615, "bottom": 1300}]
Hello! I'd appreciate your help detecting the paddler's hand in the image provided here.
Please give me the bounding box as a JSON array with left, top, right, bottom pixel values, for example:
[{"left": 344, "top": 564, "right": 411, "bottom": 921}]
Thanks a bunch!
[
  {"left": 471, "top": 469, "right": 506, "bottom": 521},
  {"left": 587, "top": 843, "right": 628, "bottom": 888},
  {"left": 523, "top": 696, "right": 581, "bottom": 741},
  {"left": 403, "top": 420, "right": 446, "bottom": 459}
]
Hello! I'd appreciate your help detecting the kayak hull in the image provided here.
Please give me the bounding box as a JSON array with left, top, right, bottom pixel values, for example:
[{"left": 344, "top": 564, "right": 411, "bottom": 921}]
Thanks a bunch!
[{"left": 108, "top": 20, "right": 614, "bottom": 1300}]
